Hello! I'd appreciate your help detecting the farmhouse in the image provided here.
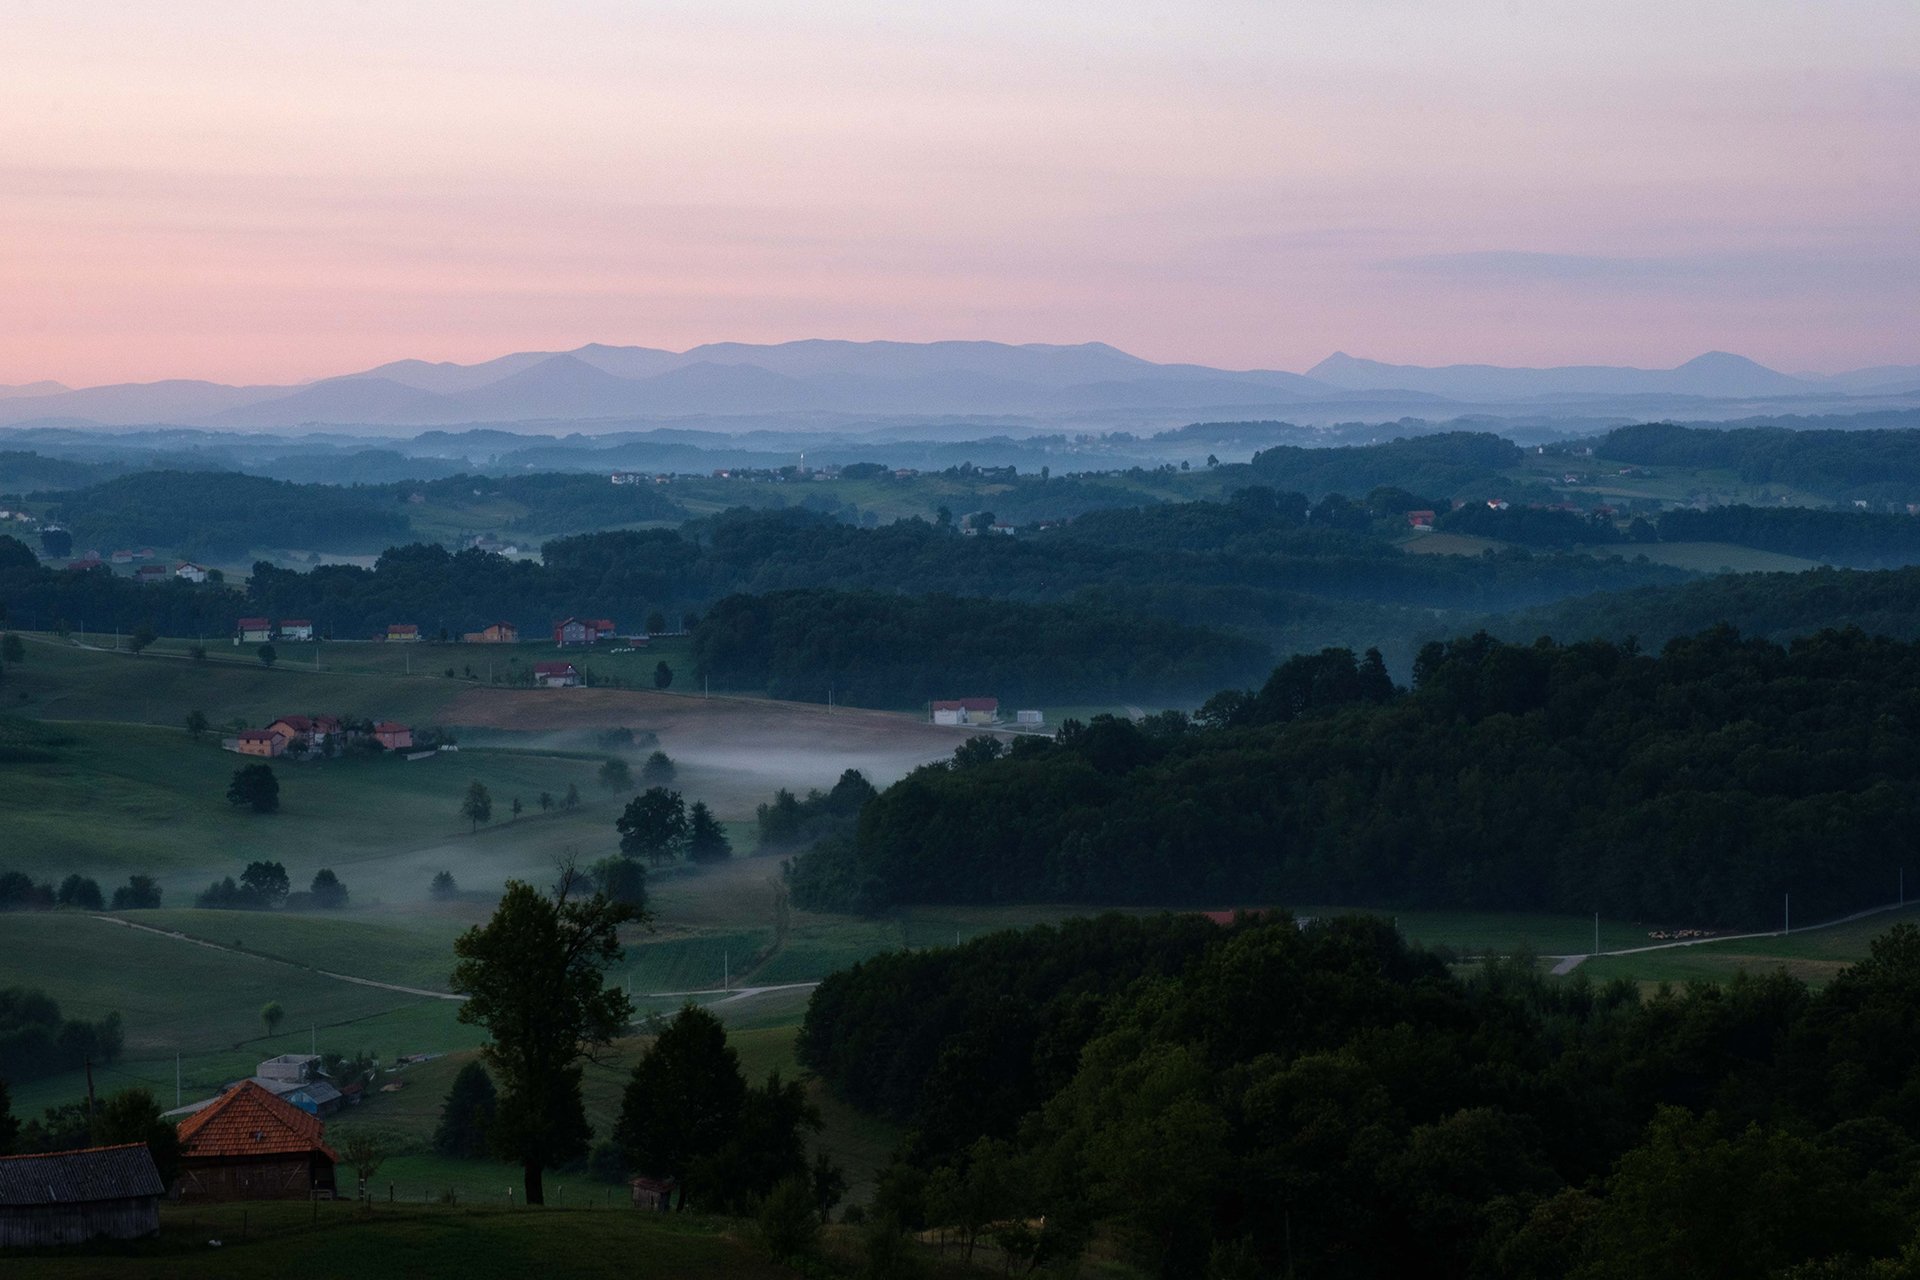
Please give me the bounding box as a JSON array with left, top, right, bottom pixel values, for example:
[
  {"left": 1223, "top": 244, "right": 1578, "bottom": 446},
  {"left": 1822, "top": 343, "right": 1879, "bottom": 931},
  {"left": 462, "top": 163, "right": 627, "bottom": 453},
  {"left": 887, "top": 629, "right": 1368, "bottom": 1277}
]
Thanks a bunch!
[
  {"left": 0, "top": 1143, "right": 165, "bottom": 1248},
  {"left": 463, "top": 621, "right": 518, "bottom": 644},
  {"left": 133, "top": 564, "right": 168, "bottom": 583},
  {"left": 236, "top": 617, "right": 273, "bottom": 644},
  {"left": 931, "top": 697, "right": 999, "bottom": 726},
  {"left": 1406, "top": 509, "right": 1436, "bottom": 529},
  {"left": 235, "top": 729, "right": 284, "bottom": 758},
  {"left": 1016, "top": 709, "right": 1045, "bottom": 726},
  {"left": 374, "top": 721, "right": 413, "bottom": 750},
  {"left": 385, "top": 623, "right": 421, "bottom": 643},
  {"left": 176, "top": 1081, "right": 338, "bottom": 1201},
  {"left": 278, "top": 619, "right": 313, "bottom": 641},
  {"left": 175, "top": 561, "right": 208, "bottom": 583},
  {"left": 110, "top": 549, "right": 134, "bottom": 564},
  {"left": 533, "top": 660, "right": 582, "bottom": 688},
  {"left": 591, "top": 618, "right": 618, "bottom": 640},
  {"left": 553, "top": 617, "right": 591, "bottom": 647}
]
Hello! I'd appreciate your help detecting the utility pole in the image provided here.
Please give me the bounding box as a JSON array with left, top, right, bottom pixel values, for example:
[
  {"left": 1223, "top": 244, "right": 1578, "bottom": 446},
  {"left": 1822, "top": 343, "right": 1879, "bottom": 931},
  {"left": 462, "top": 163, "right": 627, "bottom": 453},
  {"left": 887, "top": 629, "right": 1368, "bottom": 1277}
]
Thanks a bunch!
[
  {"left": 85, "top": 1056, "right": 96, "bottom": 1118},
  {"left": 1593, "top": 912, "right": 1600, "bottom": 955},
  {"left": 176, "top": 1054, "right": 181, "bottom": 1109},
  {"left": 723, "top": 950, "right": 729, "bottom": 992},
  {"left": 1785, "top": 892, "right": 1791, "bottom": 935}
]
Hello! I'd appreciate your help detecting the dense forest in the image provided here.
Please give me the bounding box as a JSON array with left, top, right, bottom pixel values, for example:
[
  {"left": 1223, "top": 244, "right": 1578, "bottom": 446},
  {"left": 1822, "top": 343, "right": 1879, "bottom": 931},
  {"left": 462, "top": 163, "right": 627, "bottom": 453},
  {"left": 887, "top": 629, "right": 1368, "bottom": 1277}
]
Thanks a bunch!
[
  {"left": 43, "top": 470, "right": 410, "bottom": 558},
  {"left": 690, "top": 588, "right": 1270, "bottom": 706},
  {"left": 1492, "top": 564, "right": 1920, "bottom": 651},
  {"left": 1656, "top": 504, "right": 1920, "bottom": 566},
  {"left": 1245, "top": 430, "right": 1527, "bottom": 500},
  {"left": 801, "top": 911, "right": 1920, "bottom": 1278},
  {"left": 791, "top": 627, "right": 1920, "bottom": 926},
  {"left": 1600, "top": 422, "right": 1920, "bottom": 501}
]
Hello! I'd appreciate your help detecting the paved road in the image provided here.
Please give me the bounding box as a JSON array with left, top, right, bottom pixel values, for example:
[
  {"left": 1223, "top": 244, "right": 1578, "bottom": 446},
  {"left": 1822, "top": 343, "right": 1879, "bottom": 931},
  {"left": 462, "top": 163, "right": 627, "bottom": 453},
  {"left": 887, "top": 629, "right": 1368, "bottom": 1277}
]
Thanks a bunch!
[
  {"left": 92, "top": 915, "right": 466, "bottom": 1000},
  {"left": 1546, "top": 898, "right": 1909, "bottom": 975}
]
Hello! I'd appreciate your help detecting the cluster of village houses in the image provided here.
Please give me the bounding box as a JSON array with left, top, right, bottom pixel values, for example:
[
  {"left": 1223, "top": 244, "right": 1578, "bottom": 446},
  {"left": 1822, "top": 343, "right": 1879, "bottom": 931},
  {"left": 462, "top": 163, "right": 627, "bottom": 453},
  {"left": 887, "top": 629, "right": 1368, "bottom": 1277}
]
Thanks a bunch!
[
  {"left": 55, "top": 549, "right": 213, "bottom": 581},
  {"left": 229, "top": 714, "right": 413, "bottom": 759},
  {"left": 0, "top": 1052, "right": 673, "bottom": 1247}
]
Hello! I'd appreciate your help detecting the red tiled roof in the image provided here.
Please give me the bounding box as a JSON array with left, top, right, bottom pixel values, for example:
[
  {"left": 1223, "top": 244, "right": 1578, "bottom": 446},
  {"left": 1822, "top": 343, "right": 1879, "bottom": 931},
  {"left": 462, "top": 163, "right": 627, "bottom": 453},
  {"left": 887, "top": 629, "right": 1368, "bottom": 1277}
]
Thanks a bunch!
[
  {"left": 237, "top": 730, "right": 277, "bottom": 742},
  {"left": 271, "top": 715, "right": 314, "bottom": 731},
  {"left": 590, "top": 619, "right": 615, "bottom": 630},
  {"left": 177, "top": 1081, "right": 336, "bottom": 1161},
  {"left": 237, "top": 617, "right": 269, "bottom": 628},
  {"left": 374, "top": 721, "right": 410, "bottom": 733},
  {"left": 387, "top": 623, "right": 418, "bottom": 634},
  {"left": 533, "top": 661, "right": 577, "bottom": 675},
  {"left": 932, "top": 697, "right": 999, "bottom": 712}
]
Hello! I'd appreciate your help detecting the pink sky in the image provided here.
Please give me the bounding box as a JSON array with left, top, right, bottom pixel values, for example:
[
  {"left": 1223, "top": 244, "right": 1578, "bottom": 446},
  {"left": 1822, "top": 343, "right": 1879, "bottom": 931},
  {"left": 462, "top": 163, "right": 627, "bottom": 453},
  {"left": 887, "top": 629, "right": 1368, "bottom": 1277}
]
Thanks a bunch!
[{"left": 2, "top": 1, "right": 1915, "bottom": 387}]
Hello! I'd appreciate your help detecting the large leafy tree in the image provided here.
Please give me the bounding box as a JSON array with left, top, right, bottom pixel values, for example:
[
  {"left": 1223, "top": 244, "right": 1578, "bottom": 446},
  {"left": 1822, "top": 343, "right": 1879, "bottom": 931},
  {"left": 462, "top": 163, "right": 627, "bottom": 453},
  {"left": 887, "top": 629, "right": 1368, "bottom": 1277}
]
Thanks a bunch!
[
  {"left": 91, "top": 1087, "right": 180, "bottom": 1186},
  {"left": 225, "top": 763, "right": 279, "bottom": 813},
  {"left": 240, "top": 861, "right": 291, "bottom": 907},
  {"left": 450, "top": 870, "right": 638, "bottom": 1205},
  {"left": 614, "top": 1004, "right": 747, "bottom": 1209},
  {"left": 616, "top": 787, "right": 687, "bottom": 865}
]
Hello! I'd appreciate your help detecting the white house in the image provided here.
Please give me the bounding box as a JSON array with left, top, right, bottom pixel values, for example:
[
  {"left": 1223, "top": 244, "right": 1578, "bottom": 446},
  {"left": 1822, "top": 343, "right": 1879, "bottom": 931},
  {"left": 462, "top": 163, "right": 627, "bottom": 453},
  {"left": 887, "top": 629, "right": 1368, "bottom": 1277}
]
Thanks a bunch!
[
  {"left": 279, "top": 619, "right": 314, "bottom": 642},
  {"left": 931, "top": 697, "right": 1000, "bottom": 726},
  {"left": 1016, "top": 709, "right": 1045, "bottom": 726},
  {"left": 533, "top": 660, "right": 583, "bottom": 688},
  {"left": 175, "top": 562, "right": 209, "bottom": 583}
]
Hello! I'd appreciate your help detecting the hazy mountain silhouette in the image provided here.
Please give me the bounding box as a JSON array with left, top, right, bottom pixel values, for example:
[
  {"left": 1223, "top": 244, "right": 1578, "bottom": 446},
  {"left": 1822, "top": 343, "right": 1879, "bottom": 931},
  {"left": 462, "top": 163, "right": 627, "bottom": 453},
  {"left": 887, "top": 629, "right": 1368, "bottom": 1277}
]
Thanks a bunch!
[
  {"left": 1307, "top": 350, "right": 1814, "bottom": 399},
  {"left": 0, "top": 340, "right": 1908, "bottom": 429}
]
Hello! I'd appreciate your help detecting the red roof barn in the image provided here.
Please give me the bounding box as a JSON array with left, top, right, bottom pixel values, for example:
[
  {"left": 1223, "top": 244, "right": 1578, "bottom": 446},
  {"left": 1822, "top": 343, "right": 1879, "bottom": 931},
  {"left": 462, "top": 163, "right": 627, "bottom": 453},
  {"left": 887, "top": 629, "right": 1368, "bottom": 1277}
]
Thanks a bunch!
[{"left": 175, "top": 1081, "right": 338, "bottom": 1201}]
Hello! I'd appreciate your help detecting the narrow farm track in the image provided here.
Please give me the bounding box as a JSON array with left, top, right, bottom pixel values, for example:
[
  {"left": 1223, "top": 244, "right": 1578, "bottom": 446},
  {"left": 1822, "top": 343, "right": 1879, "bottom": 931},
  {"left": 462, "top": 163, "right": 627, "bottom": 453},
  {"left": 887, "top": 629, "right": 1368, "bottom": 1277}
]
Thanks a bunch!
[{"left": 1545, "top": 898, "right": 1910, "bottom": 974}]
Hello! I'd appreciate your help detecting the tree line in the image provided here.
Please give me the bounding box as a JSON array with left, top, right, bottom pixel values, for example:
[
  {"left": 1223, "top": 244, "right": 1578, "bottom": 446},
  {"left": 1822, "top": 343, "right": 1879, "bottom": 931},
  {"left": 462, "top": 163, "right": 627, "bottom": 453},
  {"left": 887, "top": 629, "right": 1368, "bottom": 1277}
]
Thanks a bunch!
[
  {"left": 800, "top": 909, "right": 1920, "bottom": 1278},
  {"left": 1601, "top": 420, "right": 1920, "bottom": 501},
  {"left": 0, "top": 987, "right": 124, "bottom": 1084},
  {"left": 792, "top": 626, "right": 1920, "bottom": 927},
  {"left": 690, "top": 587, "right": 1272, "bottom": 708}
]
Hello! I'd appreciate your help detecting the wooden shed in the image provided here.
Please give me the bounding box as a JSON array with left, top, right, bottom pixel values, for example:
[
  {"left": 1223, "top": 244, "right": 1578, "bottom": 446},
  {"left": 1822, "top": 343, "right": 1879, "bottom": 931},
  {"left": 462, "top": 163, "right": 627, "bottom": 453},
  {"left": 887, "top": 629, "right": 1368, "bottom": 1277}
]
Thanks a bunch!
[
  {"left": 175, "top": 1080, "right": 338, "bottom": 1201},
  {"left": 0, "top": 1142, "right": 164, "bottom": 1248}
]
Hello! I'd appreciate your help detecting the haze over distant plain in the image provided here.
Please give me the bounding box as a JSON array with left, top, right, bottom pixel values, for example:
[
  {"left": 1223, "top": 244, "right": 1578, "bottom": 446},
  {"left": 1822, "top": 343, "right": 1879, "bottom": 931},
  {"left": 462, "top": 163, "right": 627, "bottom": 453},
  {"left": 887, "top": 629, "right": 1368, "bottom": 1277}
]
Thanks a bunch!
[{"left": 2, "top": 1, "right": 1915, "bottom": 386}]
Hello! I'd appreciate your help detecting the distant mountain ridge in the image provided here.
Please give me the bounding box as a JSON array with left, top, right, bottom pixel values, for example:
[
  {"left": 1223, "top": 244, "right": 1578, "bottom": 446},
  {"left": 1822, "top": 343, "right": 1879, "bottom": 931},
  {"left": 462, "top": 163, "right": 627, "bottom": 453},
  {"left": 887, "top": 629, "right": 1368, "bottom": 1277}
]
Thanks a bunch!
[{"left": 1, "top": 341, "right": 1911, "bottom": 429}]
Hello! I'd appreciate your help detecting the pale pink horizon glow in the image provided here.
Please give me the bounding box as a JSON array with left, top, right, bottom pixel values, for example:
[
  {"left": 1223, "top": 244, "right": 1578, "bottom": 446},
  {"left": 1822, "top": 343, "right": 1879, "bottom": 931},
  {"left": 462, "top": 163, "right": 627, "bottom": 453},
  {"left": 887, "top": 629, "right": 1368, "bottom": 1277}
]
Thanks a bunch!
[{"left": 2, "top": 1, "right": 1915, "bottom": 387}]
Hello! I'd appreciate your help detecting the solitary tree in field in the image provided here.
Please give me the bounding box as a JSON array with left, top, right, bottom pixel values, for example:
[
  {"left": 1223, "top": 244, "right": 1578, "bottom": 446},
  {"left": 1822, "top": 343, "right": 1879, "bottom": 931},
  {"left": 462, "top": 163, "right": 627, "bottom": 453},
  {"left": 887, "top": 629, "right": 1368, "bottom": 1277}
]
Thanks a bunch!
[
  {"left": 653, "top": 661, "right": 673, "bottom": 690},
  {"left": 128, "top": 624, "right": 157, "bottom": 654},
  {"left": 461, "top": 780, "right": 493, "bottom": 833},
  {"left": 338, "top": 1128, "right": 400, "bottom": 1201},
  {"left": 617, "top": 788, "right": 687, "bottom": 865},
  {"left": 598, "top": 757, "right": 632, "bottom": 790},
  {"left": 185, "top": 709, "right": 209, "bottom": 740},
  {"left": 538, "top": 791, "right": 554, "bottom": 812},
  {"left": 309, "top": 868, "right": 348, "bottom": 909},
  {"left": 257, "top": 642, "right": 277, "bottom": 667},
  {"left": 261, "top": 1001, "right": 285, "bottom": 1037},
  {"left": 646, "top": 611, "right": 667, "bottom": 635},
  {"left": 226, "top": 763, "right": 280, "bottom": 813},
  {"left": 641, "top": 750, "right": 675, "bottom": 785},
  {"left": 450, "top": 869, "right": 638, "bottom": 1205},
  {"left": 511, "top": 796, "right": 524, "bottom": 819},
  {"left": 564, "top": 783, "right": 580, "bottom": 810},
  {"left": 431, "top": 870, "right": 458, "bottom": 900}
]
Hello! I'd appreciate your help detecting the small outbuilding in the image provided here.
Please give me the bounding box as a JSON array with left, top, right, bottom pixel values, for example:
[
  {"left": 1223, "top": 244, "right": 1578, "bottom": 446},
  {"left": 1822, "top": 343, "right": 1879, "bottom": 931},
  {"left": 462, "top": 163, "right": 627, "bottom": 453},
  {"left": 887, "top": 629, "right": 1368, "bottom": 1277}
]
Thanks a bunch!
[
  {"left": 0, "top": 1142, "right": 165, "bottom": 1248},
  {"left": 629, "top": 1175, "right": 675, "bottom": 1212}
]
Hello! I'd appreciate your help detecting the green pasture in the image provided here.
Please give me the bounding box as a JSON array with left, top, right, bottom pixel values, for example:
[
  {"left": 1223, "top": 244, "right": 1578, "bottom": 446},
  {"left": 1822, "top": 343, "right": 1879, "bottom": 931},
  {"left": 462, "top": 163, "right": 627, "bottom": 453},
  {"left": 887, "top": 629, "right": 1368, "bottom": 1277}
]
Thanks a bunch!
[
  {"left": 2, "top": 1200, "right": 792, "bottom": 1280},
  {"left": 0, "top": 720, "right": 622, "bottom": 895},
  {"left": 1575, "top": 902, "right": 1920, "bottom": 988}
]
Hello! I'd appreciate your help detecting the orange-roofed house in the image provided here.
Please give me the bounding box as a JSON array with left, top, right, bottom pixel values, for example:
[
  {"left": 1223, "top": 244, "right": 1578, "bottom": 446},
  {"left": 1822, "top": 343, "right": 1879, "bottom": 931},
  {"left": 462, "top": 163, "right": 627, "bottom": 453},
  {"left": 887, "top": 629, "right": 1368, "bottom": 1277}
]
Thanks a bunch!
[
  {"left": 385, "top": 623, "right": 421, "bottom": 643},
  {"left": 374, "top": 722, "right": 413, "bottom": 750},
  {"left": 175, "top": 1081, "right": 338, "bottom": 1200}
]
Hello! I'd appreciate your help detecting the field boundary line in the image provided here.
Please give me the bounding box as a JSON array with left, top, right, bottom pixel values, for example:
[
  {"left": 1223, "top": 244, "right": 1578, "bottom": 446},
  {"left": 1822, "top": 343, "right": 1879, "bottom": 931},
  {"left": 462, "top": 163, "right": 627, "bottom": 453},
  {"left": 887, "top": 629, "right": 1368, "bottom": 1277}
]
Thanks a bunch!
[{"left": 90, "top": 914, "right": 465, "bottom": 1001}]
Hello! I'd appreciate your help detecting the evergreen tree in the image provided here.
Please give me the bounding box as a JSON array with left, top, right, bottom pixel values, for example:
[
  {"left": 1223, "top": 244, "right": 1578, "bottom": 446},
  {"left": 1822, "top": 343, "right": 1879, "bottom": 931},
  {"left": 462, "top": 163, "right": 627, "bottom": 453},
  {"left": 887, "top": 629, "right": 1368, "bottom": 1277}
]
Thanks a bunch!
[
  {"left": 432, "top": 1061, "right": 499, "bottom": 1159},
  {"left": 687, "top": 802, "right": 732, "bottom": 863}
]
